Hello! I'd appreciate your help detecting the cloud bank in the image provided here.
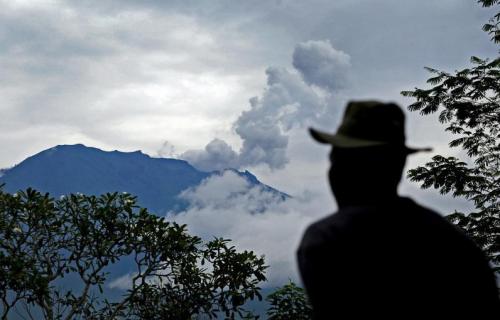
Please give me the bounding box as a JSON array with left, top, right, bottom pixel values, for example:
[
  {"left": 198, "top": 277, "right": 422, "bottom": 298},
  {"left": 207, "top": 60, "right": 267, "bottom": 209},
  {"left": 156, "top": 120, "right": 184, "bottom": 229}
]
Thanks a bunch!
[
  {"left": 181, "top": 40, "right": 351, "bottom": 171},
  {"left": 167, "top": 170, "right": 332, "bottom": 286}
]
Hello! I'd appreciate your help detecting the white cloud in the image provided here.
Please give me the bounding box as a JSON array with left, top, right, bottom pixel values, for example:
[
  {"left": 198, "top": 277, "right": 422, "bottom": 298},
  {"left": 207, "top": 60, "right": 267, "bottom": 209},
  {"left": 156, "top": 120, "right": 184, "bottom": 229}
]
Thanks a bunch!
[
  {"left": 167, "top": 171, "right": 333, "bottom": 286},
  {"left": 108, "top": 272, "right": 136, "bottom": 290},
  {"left": 179, "top": 170, "right": 253, "bottom": 206}
]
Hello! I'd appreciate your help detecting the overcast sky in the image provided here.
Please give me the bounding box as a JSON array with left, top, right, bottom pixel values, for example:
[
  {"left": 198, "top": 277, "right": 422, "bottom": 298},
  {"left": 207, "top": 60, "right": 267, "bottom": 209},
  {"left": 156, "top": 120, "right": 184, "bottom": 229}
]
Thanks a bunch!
[{"left": 1, "top": 0, "right": 497, "bottom": 285}]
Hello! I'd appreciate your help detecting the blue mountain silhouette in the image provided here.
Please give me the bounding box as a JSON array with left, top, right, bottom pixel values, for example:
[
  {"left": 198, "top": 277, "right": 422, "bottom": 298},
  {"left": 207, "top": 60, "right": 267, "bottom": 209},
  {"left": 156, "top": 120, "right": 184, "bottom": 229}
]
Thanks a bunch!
[{"left": 0, "top": 144, "right": 287, "bottom": 215}]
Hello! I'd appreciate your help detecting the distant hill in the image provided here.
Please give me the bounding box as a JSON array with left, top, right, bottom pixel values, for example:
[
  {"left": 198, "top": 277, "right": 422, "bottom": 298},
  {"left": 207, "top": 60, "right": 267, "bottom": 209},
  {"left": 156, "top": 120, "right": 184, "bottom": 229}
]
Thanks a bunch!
[{"left": 0, "top": 144, "right": 287, "bottom": 215}]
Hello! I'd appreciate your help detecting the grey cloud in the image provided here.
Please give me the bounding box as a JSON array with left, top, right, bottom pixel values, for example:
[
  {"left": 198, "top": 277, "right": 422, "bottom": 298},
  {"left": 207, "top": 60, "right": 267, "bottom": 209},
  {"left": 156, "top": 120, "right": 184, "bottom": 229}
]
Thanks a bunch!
[
  {"left": 293, "top": 40, "right": 351, "bottom": 91},
  {"left": 234, "top": 66, "right": 324, "bottom": 169},
  {"left": 181, "top": 139, "right": 239, "bottom": 171},
  {"left": 0, "top": 7, "right": 114, "bottom": 61},
  {"left": 156, "top": 140, "right": 177, "bottom": 158},
  {"left": 235, "top": 95, "right": 289, "bottom": 170},
  {"left": 182, "top": 40, "right": 349, "bottom": 171}
]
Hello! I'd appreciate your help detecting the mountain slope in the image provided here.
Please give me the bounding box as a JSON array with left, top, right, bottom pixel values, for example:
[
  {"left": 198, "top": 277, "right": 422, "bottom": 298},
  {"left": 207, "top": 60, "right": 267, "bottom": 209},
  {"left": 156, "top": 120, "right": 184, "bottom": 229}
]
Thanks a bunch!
[{"left": 0, "top": 144, "right": 286, "bottom": 214}]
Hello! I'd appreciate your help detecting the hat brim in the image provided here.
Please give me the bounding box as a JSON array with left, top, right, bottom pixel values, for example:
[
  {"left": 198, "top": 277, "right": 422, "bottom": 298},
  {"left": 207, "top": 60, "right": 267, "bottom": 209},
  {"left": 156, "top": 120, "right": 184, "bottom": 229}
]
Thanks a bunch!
[{"left": 309, "top": 128, "right": 432, "bottom": 154}]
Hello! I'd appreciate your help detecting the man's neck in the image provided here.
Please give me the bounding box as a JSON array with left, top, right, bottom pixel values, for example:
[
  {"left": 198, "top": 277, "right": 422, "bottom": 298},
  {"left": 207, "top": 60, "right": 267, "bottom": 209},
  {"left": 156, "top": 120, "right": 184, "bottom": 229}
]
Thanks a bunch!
[{"left": 335, "top": 191, "right": 399, "bottom": 208}]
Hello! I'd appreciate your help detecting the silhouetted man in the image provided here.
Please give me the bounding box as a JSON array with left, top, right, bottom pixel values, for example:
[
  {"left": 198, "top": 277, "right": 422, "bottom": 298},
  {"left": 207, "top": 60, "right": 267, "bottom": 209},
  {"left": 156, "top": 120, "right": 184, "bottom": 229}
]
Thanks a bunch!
[{"left": 297, "top": 101, "right": 499, "bottom": 318}]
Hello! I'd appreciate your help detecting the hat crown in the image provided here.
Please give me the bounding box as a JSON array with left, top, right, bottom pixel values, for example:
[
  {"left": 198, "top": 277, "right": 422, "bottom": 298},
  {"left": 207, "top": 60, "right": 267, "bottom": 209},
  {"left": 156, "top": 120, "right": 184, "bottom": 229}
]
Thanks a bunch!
[{"left": 337, "top": 101, "right": 406, "bottom": 145}]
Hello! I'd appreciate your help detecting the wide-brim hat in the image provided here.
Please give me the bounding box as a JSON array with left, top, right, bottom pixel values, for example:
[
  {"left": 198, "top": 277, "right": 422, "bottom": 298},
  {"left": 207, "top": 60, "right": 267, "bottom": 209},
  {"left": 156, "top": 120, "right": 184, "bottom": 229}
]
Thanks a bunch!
[{"left": 310, "top": 100, "right": 432, "bottom": 154}]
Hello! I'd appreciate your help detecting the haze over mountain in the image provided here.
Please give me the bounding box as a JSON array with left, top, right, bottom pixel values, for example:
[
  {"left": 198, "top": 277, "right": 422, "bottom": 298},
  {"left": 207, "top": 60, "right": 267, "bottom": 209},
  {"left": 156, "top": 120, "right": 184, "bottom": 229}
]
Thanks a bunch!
[{"left": 0, "top": 144, "right": 287, "bottom": 215}]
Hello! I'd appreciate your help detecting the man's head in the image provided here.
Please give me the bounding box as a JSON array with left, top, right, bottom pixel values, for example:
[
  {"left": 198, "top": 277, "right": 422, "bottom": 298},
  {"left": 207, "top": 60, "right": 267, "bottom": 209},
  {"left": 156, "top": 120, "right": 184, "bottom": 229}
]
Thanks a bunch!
[
  {"left": 328, "top": 145, "right": 407, "bottom": 206},
  {"left": 310, "top": 100, "right": 431, "bottom": 206}
]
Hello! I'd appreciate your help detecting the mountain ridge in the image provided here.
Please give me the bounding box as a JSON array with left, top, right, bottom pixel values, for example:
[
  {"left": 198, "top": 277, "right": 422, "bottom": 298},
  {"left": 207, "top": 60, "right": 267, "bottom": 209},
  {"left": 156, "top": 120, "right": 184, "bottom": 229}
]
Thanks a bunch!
[{"left": 0, "top": 144, "right": 287, "bottom": 214}]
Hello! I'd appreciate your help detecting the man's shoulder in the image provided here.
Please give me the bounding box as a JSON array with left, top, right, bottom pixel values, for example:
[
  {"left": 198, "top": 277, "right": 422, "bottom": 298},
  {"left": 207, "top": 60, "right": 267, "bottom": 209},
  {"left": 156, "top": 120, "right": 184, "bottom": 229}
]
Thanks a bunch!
[
  {"left": 299, "top": 204, "right": 373, "bottom": 249},
  {"left": 308, "top": 196, "right": 434, "bottom": 228},
  {"left": 300, "top": 197, "right": 449, "bottom": 248}
]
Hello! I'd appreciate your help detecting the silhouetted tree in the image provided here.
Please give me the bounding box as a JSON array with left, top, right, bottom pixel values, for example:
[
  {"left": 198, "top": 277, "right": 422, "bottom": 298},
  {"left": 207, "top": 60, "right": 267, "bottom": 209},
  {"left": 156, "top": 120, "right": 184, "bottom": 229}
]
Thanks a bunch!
[
  {"left": 0, "top": 188, "right": 266, "bottom": 319},
  {"left": 401, "top": 0, "right": 500, "bottom": 274}
]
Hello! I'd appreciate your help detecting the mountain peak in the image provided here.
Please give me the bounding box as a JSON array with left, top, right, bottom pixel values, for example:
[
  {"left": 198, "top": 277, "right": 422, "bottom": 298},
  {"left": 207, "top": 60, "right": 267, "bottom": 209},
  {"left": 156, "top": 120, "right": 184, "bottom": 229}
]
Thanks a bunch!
[{"left": 50, "top": 144, "right": 146, "bottom": 155}]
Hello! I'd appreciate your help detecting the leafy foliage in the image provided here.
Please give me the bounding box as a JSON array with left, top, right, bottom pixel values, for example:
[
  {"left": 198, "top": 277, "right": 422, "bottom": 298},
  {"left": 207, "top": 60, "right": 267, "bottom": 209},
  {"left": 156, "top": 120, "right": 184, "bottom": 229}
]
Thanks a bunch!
[
  {"left": 266, "top": 281, "right": 312, "bottom": 320},
  {"left": 401, "top": 1, "right": 500, "bottom": 273},
  {"left": 0, "top": 188, "right": 267, "bottom": 319},
  {"left": 480, "top": 0, "right": 500, "bottom": 43}
]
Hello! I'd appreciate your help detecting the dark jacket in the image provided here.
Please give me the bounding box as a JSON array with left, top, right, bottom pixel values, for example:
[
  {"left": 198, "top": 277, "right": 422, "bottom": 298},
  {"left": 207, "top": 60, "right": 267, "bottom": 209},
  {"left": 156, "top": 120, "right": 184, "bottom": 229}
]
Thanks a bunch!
[{"left": 297, "top": 197, "right": 499, "bottom": 318}]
